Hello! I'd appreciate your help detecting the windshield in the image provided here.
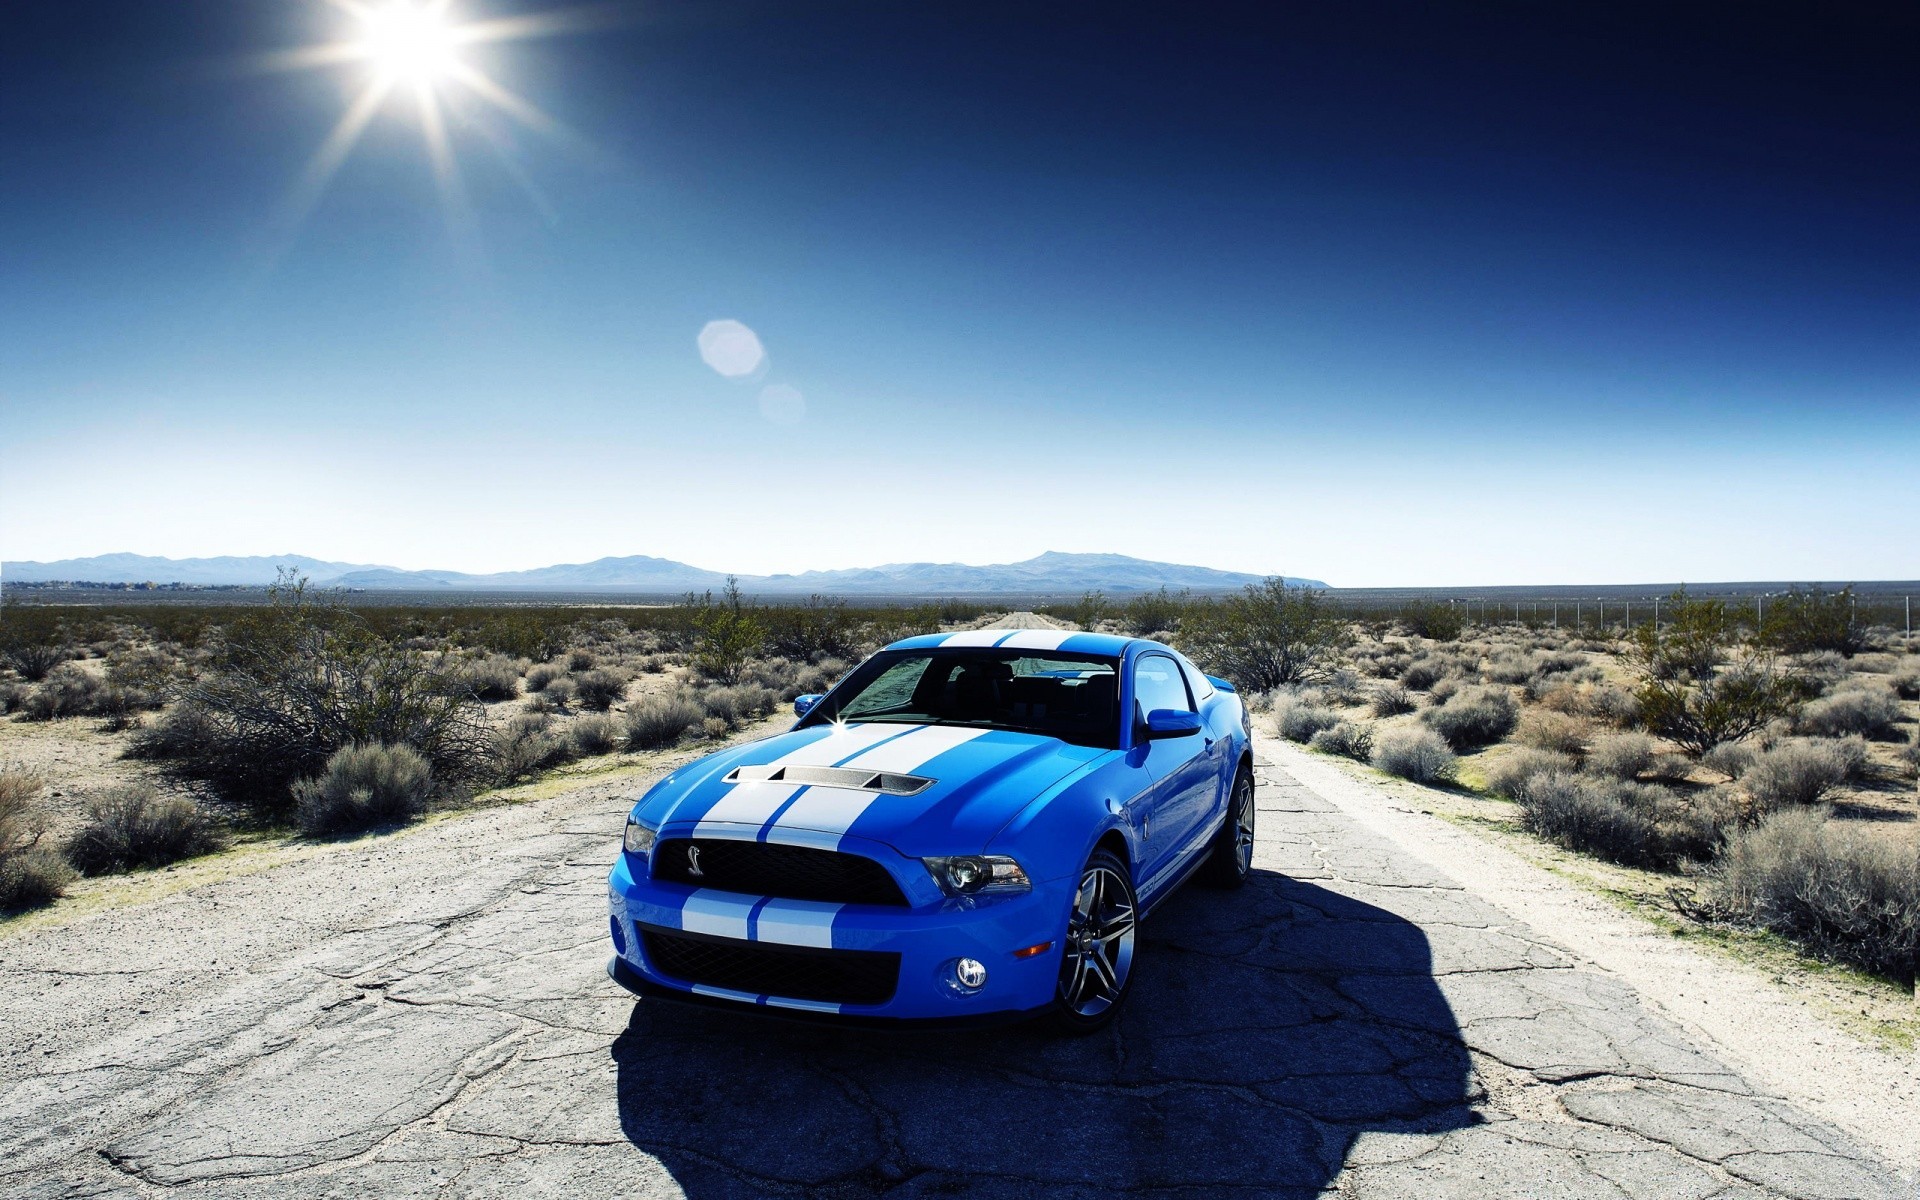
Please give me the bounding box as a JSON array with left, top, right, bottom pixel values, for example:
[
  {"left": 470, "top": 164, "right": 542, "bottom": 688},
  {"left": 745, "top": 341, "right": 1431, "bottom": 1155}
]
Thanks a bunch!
[{"left": 800, "top": 648, "right": 1121, "bottom": 749}]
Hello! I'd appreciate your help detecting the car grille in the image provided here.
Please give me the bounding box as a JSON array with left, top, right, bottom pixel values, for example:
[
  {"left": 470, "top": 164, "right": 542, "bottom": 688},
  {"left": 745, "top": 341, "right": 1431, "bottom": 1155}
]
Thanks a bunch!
[
  {"left": 652, "top": 838, "right": 909, "bottom": 907},
  {"left": 639, "top": 925, "right": 900, "bottom": 1006}
]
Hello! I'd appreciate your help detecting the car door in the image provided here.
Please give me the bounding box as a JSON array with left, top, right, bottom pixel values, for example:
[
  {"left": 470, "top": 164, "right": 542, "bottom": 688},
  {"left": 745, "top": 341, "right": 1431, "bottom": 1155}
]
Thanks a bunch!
[{"left": 1131, "top": 652, "right": 1214, "bottom": 890}]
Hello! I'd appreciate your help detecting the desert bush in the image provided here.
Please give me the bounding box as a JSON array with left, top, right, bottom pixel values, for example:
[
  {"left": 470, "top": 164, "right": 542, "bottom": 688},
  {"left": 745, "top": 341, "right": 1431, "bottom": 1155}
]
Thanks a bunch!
[
  {"left": 691, "top": 580, "right": 767, "bottom": 684},
  {"left": 524, "top": 663, "right": 562, "bottom": 693},
  {"left": 1758, "top": 586, "right": 1868, "bottom": 658},
  {"left": 1483, "top": 749, "right": 1575, "bottom": 802},
  {"left": 0, "top": 768, "right": 72, "bottom": 910},
  {"left": 19, "top": 665, "right": 115, "bottom": 722},
  {"left": 65, "top": 788, "right": 225, "bottom": 875},
  {"left": 1795, "top": 685, "right": 1903, "bottom": 741},
  {"left": 292, "top": 743, "right": 435, "bottom": 835},
  {"left": 763, "top": 595, "right": 863, "bottom": 660},
  {"left": 1587, "top": 685, "right": 1641, "bottom": 727},
  {"left": 571, "top": 669, "right": 631, "bottom": 712},
  {"left": 701, "top": 684, "right": 779, "bottom": 728},
  {"left": 1889, "top": 664, "right": 1920, "bottom": 701},
  {"left": 1371, "top": 727, "right": 1457, "bottom": 784},
  {"left": 163, "top": 578, "right": 489, "bottom": 814},
  {"left": 493, "top": 713, "right": 576, "bottom": 779},
  {"left": 1120, "top": 587, "right": 1189, "bottom": 637},
  {"left": 1421, "top": 686, "right": 1518, "bottom": 750},
  {"left": 1702, "top": 740, "right": 1758, "bottom": 780},
  {"left": 1370, "top": 685, "right": 1417, "bottom": 717},
  {"left": 1518, "top": 711, "right": 1589, "bottom": 756},
  {"left": 568, "top": 714, "right": 626, "bottom": 757},
  {"left": 450, "top": 654, "right": 524, "bottom": 702},
  {"left": 1635, "top": 659, "right": 1798, "bottom": 757},
  {"left": 1587, "top": 732, "right": 1655, "bottom": 780},
  {"left": 1519, "top": 773, "right": 1731, "bottom": 870},
  {"left": 1274, "top": 697, "right": 1341, "bottom": 743},
  {"left": 1744, "top": 740, "right": 1851, "bottom": 810},
  {"left": 1901, "top": 727, "right": 1920, "bottom": 778},
  {"left": 1319, "top": 668, "right": 1367, "bottom": 707},
  {"left": 565, "top": 648, "right": 596, "bottom": 672},
  {"left": 1399, "top": 601, "right": 1464, "bottom": 642},
  {"left": 1705, "top": 809, "right": 1918, "bottom": 982},
  {"left": 1180, "top": 579, "right": 1352, "bottom": 691},
  {"left": 0, "top": 681, "right": 24, "bottom": 715},
  {"left": 624, "top": 695, "right": 705, "bottom": 749},
  {"left": 1398, "top": 661, "right": 1444, "bottom": 691},
  {"left": 702, "top": 715, "right": 731, "bottom": 739},
  {"left": 1309, "top": 721, "right": 1374, "bottom": 761},
  {"left": 105, "top": 645, "right": 184, "bottom": 695},
  {"left": 0, "top": 610, "right": 72, "bottom": 682},
  {"left": 526, "top": 677, "right": 574, "bottom": 712}
]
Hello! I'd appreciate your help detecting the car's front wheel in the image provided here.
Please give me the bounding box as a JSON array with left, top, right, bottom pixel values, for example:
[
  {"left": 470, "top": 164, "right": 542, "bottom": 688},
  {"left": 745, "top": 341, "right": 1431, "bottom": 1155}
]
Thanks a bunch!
[{"left": 1047, "top": 848, "right": 1137, "bottom": 1036}]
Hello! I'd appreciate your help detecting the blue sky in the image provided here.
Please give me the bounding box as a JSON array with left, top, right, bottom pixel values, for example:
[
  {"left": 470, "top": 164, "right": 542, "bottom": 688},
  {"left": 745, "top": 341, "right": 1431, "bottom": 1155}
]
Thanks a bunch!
[{"left": 2, "top": 1, "right": 1915, "bottom": 586}]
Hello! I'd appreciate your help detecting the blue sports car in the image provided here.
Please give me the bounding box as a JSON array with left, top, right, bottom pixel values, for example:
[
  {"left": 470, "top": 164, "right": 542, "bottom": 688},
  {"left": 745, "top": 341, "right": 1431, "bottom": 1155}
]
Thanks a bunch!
[{"left": 606, "top": 629, "right": 1253, "bottom": 1033}]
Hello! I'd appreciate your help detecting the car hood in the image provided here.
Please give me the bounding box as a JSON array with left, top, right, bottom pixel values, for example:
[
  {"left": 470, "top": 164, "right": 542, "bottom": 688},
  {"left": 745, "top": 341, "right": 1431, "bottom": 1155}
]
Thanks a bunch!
[{"left": 634, "top": 722, "right": 1109, "bottom": 857}]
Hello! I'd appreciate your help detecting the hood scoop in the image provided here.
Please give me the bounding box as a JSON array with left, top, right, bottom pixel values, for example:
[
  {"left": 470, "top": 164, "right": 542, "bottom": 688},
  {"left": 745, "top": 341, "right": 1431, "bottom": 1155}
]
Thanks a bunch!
[{"left": 723, "top": 764, "right": 935, "bottom": 796}]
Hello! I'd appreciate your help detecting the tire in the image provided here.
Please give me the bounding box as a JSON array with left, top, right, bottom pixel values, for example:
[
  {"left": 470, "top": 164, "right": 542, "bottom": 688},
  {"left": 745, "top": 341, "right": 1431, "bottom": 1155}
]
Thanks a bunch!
[
  {"left": 1046, "top": 848, "right": 1138, "bottom": 1036},
  {"left": 1198, "top": 765, "right": 1255, "bottom": 888}
]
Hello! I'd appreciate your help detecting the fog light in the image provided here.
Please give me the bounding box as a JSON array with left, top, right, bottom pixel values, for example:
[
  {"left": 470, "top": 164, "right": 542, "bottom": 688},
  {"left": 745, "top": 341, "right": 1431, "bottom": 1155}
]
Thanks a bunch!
[{"left": 956, "top": 958, "right": 987, "bottom": 988}]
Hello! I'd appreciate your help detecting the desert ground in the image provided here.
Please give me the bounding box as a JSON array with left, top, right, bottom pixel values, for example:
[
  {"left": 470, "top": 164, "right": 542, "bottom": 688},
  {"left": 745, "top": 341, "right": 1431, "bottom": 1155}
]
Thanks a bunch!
[{"left": 1, "top": 594, "right": 1915, "bottom": 1196}]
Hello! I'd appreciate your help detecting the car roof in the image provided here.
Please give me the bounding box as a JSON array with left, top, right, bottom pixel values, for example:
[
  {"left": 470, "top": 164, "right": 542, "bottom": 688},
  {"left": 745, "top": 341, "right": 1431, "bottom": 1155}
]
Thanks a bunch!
[{"left": 882, "top": 629, "right": 1156, "bottom": 658}]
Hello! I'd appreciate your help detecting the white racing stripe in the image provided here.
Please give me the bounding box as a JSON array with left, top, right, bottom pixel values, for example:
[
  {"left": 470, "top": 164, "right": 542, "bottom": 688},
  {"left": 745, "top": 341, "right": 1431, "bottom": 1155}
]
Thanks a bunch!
[
  {"left": 679, "top": 889, "right": 758, "bottom": 939},
  {"left": 995, "top": 629, "right": 1075, "bottom": 650},
  {"left": 763, "top": 724, "right": 991, "bottom": 849},
  {"left": 753, "top": 898, "right": 842, "bottom": 948},
  {"left": 692, "top": 722, "right": 905, "bottom": 836},
  {"left": 937, "top": 630, "right": 1006, "bottom": 647}
]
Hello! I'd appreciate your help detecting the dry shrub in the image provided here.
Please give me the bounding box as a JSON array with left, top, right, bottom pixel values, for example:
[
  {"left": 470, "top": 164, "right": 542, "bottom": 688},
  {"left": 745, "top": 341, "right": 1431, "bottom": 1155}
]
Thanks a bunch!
[
  {"left": 700, "top": 684, "right": 778, "bottom": 728},
  {"left": 1587, "top": 732, "right": 1655, "bottom": 780},
  {"left": 1518, "top": 774, "right": 1732, "bottom": 870},
  {"left": 1519, "top": 711, "right": 1590, "bottom": 756},
  {"left": 1535, "top": 683, "right": 1590, "bottom": 716},
  {"left": 1421, "top": 686, "right": 1518, "bottom": 750},
  {"left": 1795, "top": 685, "right": 1903, "bottom": 741},
  {"left": 1484, "top": 749, "right": 1575, "bottom": 801},
  {"left": 1371, "top": 727, "right": 1457, "bottom": 784},
  {"left": 1703, "top": 741, "right": 1758, "bottom": 780},
  {"left": 524, "top": 663, "right": 563, "bottom": 693},
  {"left": 568, "top": 714, "right": 626, "bottom": 757},
  {"left": 19, "top": 666, "right": 108, "bottom": 721},
  {"left": 293, "top": 743, "right": 434, "bottom": 835},
  {"left": 1398, "top": 661, "right": 1444, "bottom": 692},
  {"left": 1369, "top": 685, "right": 1416, "bottom": 717},
  {"left": 625, "top": 695, "right": 705, "bottom": 750},
  {"left": 1647, "top": 753, "right": 1696, "bottom": 783},
  {"left": 701, "top": 715, "right": 731, "bottom": 739},
  {"left": 1308, "top": 721, "right": 1374, "bottom": 761},
  {"left": 1890, "top": 665, "right": 1920, "bottom": 701},
  {"left": 571, "top": 669, "right": 631, "bottom": 712},
  {"left": 0, "top": 768, "right": 73, "bottom": 910},
  {"left": 1587, "top": 686, "right": 1641, "bottom": 727},
  {"left": 0, "top": 682, "right": 24, "bottom": 715},
  {"left": 1744, "top": 740, "right": 1852, "bottom": 810},
  {"left": 494, "top": 713, "right": 576, "bottom": 779},
  {"left": 451, "top": 655, "right": 525, "bottom": 702},
  {"left": 1274, "top": 697, "right": 1341, "bottom": 743},
  {"left": 65, "top": 788, "right": 225, "bottom": 875},
  {"left": 1706, "top": 810, "right": 1918, "bottom": 983},
  {"left": 565, "top": 648, "right": 596, "bottom": 672}
]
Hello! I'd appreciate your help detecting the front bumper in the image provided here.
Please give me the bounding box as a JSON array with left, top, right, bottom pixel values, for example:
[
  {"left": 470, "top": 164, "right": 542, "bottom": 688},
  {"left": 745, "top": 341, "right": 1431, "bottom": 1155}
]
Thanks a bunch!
[{"left": 607, "top": 848, "right": 1067, "bottom": 1021}]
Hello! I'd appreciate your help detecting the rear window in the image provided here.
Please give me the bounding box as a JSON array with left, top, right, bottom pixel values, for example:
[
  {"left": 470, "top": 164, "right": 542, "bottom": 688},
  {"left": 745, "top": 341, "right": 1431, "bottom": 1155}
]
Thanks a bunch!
[{"left": 802, "top": 648, "right": 1122, "bottom": 749}]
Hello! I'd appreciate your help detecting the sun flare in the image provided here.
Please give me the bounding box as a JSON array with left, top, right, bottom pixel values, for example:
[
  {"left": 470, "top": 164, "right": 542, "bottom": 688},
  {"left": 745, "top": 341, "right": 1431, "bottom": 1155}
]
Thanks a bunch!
[{"left": 358, "top": 1, "right": 461, "bottom": 86}]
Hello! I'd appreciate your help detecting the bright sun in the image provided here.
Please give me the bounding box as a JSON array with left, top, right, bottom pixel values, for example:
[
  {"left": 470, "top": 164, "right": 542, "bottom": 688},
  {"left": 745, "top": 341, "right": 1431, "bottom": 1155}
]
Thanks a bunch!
[{"left": 358, "top": 1, "right": 460, "bottom": 86}]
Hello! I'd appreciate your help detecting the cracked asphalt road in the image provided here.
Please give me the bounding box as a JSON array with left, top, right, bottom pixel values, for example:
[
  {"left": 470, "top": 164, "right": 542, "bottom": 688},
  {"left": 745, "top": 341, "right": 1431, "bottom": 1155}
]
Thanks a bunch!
[{"left": 0, "top": 754, "right": 1907, "bottom": 1198}]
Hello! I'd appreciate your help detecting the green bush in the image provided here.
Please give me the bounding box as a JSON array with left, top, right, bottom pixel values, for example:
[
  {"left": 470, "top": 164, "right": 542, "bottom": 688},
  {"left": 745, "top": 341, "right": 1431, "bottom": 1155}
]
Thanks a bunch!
[
  {"left": 762, "top": 595, "right": 862, "bottom": 660},
  {"left": 1180, "top": 579, "right": 1352, "bottom": 692},
  {"left": 691, "top": 580, "right": 766, "bottom": 684},
  {"left": 1398, "top": 601, "right": 1465, "bottom": 642},
  {"left": 292, "top": 743, "right": 434, "bottom": 835},
  {"left": 1421, "top": 686, "right": 1518, "bottom": 750},
  {"left": 1758, "top": 586, "right": 1868, "bottom": 658},
  {"left": 1706, "top": 809, "right": 1918, "bottom": 983},
  {"left": 572, "top": 669, "right": 631, "bottom": 711},
  {"left": 1518, "top": 773, "right": 1732, "bottom": 870},
  {"left": 65, "top": 788, "right": 225, "bottom": 875},
  {"left": 1308, "top": 720, "right": 1374, "bottom": 761},
  {"left": 1370, "top": 727, "right": 1457, "bottom": 784},
  {"left": 1123, "top": 587, "right": 1189, "bottom": 637},
  {"left": 0, "top": 608, "right": 73, "bottom": 681},
  {"left": 0, "top": 769, "right": 72, "bottom": 910},
  {"left": 1635, "top": 659, "right": 1798, "bottom": 757}
]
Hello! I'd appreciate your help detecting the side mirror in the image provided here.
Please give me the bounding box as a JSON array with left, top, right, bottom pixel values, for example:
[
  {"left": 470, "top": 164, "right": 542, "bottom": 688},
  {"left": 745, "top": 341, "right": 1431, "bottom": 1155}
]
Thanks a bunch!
[
  {"left": 1143, "top": 708, "right": 1202, "bottom": 739},
  {"left": 793, "top": 693, "right": 825, "bottom": 719}
]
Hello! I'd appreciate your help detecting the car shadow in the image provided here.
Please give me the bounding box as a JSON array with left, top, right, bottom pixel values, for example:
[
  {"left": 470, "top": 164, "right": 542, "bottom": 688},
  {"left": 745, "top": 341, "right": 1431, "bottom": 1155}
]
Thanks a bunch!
[{"left": 610, "top": 867, "right": 1476, "bottom": 1198}]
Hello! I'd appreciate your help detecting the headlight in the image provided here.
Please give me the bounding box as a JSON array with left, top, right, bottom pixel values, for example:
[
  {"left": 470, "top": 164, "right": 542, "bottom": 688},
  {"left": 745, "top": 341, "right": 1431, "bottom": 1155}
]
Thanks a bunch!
[
  {"left": 923, "top": 855, "right": 1030, "bottom": 896},
  {"left": 623, "top": 818, "right": 656, "bottom": 857}
]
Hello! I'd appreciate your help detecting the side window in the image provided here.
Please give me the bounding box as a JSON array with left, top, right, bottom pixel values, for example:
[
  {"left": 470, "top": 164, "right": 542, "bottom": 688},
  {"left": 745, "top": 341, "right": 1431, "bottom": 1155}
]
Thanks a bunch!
[
  {"left": 1178, "top": 656, "right": 1215, "bottom": 701},
  {"left": 1132, "top": 654, "right": 1193, "bottom": 721}
]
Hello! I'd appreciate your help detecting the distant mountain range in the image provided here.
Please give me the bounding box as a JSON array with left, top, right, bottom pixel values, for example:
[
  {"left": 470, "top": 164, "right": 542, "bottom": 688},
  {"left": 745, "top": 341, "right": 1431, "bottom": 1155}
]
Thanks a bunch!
[{"left": 3, "top": 551, "right": 1325, "bottom": 594}]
